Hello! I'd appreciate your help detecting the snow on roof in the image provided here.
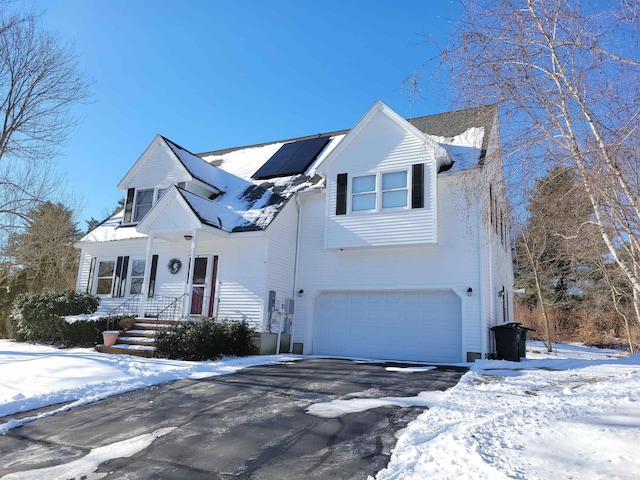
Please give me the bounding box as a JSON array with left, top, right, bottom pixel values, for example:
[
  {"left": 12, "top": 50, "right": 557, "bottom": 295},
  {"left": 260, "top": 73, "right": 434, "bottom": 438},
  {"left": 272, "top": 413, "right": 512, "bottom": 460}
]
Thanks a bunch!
[
  {"left": 83, "top": 105, "right": 494, "bottom": 241},
  {"left": 427, "top": 127, "right": 485, "bottom": 173},
  {"left": 77, "top": 210, "right": 146, "bottom": 243},
  {"left": 162, "top": 136, "right": 225, "bottom": 190}
]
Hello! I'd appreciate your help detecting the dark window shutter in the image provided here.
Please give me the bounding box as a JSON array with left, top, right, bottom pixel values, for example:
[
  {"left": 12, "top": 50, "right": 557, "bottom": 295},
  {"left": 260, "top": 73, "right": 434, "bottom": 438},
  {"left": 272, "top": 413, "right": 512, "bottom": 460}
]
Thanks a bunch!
[
  {"left": 113, "top": 256, "right": 129, "bottom": 297},
  {"left": 113, "top": 256, "right": 123, "bottom": 296},
  {"left": 118, "top": 256, "right": 129, "bottom": 297},
  {"left": 148, "top": 255, "right": 158, "bottom": 298},
  {"left": 336, "top": 173, "right": 347, "bottom": 215},
  {"left": 411, "top": 164, "right": 424, "bottom": 209},
  {"left": 489, "top": 184, "right": 494, "bottom": 225},
  {"left": 123, "top": 188, "right": 135, "bottom": 223},
  {"left": 86, "top": 257, "right": 96, "bottom": 293}
]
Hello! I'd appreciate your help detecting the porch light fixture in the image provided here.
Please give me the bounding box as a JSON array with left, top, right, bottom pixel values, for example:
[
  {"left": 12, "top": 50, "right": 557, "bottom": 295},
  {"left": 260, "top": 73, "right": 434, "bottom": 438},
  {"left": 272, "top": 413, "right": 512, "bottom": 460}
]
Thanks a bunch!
[
  {"left": 467, "top": 287, "right": 473, "bottom": 297},
  {"left": 184, "top": 234, "right": 193, "bottom": 241},
  {"left": 297, "top": 289, "right": 304, "bottom": 297}
]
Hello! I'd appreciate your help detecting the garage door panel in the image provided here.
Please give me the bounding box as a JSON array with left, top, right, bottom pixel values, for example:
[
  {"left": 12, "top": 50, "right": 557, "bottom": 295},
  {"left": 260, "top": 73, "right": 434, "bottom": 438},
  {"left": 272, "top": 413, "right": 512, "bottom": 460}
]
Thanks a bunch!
[{"left": 313, "top": 290, "right": 462, "bottom": 362}]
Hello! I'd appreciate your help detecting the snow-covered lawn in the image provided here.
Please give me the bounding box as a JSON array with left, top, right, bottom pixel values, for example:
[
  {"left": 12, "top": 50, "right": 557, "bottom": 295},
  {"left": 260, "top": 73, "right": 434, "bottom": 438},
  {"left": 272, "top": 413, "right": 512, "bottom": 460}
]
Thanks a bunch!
[
  {"left": 1, "top": 340, "right": 638, "bottom": 479},
  {"left": 376, "top": 342, "right": 640, "bottom": 480}
]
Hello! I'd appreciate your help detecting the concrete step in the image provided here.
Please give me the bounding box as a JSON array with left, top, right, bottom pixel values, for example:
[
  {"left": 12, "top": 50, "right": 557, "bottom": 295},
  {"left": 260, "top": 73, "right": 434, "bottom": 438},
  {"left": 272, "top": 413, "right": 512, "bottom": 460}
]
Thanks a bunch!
[
  {"left": 135, "top": 323, "right": 175, "bottom": 331},
  {"left": 118, "top": 336, "right": 155, "bottom": 345},
  {"left": 124, "top": 329, "right": 156, "bottom": 337},
  {"left": 97, "top": 318, "right": 181, "bottom": 358}
]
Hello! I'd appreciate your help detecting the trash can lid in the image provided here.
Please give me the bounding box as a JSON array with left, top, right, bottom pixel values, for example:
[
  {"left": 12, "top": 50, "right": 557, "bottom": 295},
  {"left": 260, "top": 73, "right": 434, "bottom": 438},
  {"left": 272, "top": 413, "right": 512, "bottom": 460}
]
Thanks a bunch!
[{"left": 491, "top": 322, "right": 521, "bottom": 330}]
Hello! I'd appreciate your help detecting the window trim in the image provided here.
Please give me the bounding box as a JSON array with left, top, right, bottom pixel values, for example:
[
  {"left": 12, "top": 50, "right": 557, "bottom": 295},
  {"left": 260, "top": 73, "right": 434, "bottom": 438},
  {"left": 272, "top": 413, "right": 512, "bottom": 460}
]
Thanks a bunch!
[
  {"left": 93, "top": 256, "right": 146, "bottom": 297},
  {"left": 95, "top": 259, "right": 116, "bottom": 297},
  {"left": 349, "top": 169, "right": 410, "bottom": 213},
  {"left": 123, "top": 186, "right": 171, "bottom": 225},
  {"left": 128, "top": 258, "right": 146, "bottom": 295}
]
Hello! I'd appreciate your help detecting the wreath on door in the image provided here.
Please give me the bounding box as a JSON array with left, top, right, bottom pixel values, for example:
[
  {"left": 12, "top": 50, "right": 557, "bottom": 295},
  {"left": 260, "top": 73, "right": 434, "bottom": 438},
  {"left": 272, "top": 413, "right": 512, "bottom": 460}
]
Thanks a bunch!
[{"left": 168, "top": 258, "right": 182, "bottom": 274}]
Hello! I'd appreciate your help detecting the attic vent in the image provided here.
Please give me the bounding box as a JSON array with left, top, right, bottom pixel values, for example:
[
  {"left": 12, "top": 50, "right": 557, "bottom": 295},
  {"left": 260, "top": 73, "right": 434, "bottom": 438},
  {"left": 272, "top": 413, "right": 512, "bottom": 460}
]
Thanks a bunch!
[
  {"left": 252, "top": 136, "right": 331, "bottom": 180},
  {"left": 178, "top": 182, "right": 186, "bottom": 189}
]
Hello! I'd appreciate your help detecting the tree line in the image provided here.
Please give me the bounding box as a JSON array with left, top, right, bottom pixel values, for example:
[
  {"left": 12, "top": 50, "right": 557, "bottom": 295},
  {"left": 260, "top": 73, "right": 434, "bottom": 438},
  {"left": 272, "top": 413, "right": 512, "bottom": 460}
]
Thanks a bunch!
[{"left": 424, "top": 0, "right": 640, "bottom": 352}]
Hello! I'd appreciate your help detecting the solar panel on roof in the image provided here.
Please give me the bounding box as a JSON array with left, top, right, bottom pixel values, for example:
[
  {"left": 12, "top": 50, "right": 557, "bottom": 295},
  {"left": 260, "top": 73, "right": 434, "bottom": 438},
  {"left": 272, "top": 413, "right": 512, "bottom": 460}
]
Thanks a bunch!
[{"left": 252, "top": 135, "right": 331, "bottom": 180}]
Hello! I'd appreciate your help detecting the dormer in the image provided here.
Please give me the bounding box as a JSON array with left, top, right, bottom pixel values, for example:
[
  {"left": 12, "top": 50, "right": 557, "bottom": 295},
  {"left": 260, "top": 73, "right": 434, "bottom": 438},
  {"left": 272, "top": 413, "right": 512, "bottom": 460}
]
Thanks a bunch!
[
  {"left": 316, "top": 101, "right": 450, "bottom": 249},
  {"left": 117, "top": 135, "right": 222, "bottom": 225}
]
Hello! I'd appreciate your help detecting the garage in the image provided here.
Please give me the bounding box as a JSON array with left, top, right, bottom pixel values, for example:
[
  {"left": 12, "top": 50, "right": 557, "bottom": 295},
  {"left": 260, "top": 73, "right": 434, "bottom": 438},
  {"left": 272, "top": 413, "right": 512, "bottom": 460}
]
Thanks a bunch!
[{"left": 312, "top": 290, "right": 462, "bottom": 363}]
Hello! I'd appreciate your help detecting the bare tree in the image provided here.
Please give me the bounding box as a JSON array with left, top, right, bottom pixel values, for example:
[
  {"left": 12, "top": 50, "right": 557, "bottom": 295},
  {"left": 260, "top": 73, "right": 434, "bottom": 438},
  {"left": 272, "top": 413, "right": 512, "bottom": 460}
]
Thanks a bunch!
[
  {"left": 0, "top": 4, "right": 88, "bottom": 244},
  {"left": 514, "top": 166, "right": 594, "bottom": 350},
  {"left": 425, "top": 0, "right": 640, "bottom": 338}
]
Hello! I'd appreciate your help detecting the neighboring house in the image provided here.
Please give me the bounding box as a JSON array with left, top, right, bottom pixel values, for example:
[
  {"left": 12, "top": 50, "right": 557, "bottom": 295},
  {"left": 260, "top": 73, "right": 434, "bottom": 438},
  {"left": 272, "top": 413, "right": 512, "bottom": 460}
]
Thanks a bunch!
[{"left": 75, "top": 100, "right": 513, "bottom": 363}]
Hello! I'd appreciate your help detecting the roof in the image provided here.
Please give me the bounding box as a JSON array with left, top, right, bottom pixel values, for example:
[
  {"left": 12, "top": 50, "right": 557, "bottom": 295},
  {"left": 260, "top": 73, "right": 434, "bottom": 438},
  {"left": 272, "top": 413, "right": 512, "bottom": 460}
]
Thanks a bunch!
[{"left": 82, "top": 103, "right": 496, "bottom": 241}]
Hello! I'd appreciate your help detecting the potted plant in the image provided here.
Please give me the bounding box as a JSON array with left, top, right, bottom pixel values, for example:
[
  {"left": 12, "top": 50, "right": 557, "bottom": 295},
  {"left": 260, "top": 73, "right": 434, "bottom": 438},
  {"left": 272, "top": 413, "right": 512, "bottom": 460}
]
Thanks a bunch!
[
  {"left": 119, "top": 316, "right": 137, "bottom": 333},
  {"left": 102, "top": 330, "right": 120, "bottom": 347}
]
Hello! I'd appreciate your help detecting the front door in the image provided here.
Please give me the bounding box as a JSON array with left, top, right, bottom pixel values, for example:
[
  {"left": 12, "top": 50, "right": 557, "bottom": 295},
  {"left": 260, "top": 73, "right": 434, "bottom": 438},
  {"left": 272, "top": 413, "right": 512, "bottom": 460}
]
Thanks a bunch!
[{"left": 190, "top": 256, "right": 218, "bottom": 316}]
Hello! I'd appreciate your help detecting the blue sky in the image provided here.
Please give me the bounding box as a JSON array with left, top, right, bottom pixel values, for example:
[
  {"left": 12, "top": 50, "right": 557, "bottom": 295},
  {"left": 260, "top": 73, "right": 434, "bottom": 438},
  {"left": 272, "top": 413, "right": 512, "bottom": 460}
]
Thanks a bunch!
[{"left": 33, "top": 0, "right": 462, "bottom": 226}]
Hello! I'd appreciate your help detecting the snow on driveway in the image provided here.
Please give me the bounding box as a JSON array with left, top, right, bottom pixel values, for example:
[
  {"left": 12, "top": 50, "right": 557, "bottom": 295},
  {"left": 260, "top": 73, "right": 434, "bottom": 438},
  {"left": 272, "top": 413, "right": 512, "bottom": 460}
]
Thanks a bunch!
[{"left": 1, "top": 339, "right": 638, "bottom": 479}]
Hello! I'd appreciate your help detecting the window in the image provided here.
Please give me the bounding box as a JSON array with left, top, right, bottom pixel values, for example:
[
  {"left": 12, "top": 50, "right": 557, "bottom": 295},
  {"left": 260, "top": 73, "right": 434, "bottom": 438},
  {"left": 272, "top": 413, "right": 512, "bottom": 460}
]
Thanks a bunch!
[
  {"left": 133, "top": 189, "right": 154, "bottom": 222},
  {"left": 129, "top": 259, "right": 146, "bottom": 295},
  {"left": 381, "top": 171, "right": 408, "bottom": 209},
  {"left": 350, "top": 171, "right": 408, "bottom": 212},
  {"left": 124, "top": 187, "right": 169, "bottom": 224},
  {"left": 352, "top": 175, "right": 376, "bottom": 211},
  {"left": 96, "top": 261, "right": 115, "bottom": 295}
]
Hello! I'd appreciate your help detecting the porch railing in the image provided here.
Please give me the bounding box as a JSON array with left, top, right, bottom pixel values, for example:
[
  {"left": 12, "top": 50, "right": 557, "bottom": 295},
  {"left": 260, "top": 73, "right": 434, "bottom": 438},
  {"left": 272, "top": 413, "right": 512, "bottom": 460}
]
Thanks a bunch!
[
  {"left": 106, "top": 294, "right": 141, "bottom": 330},
  {"left": 145, "top": 294, "right": 187, "bottom": 321}
]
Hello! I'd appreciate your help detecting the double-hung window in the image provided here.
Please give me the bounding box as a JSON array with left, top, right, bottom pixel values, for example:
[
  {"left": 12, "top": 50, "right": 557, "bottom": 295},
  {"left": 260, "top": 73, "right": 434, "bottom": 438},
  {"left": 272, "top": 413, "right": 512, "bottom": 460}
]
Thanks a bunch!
[
  {"left": 124, "top": 187, "right": 170, "bottom": 224},
  {"left": 129, "top": 259, "right": 146, "bottom": 295},
  {"left": 96, "top": 260, "right": 116, "bottom": 295},
  {"left": 381, "top": 171, "right": 408, "bottom": 209},
  {"left": 133, "top": 189, "right": 154, "bottom": 222},
  {"left": 351, "top": 175, "right": 376, "bottom": 211},
  {"left": 351, "top": 170, "right": 408, "bottom": 212}
]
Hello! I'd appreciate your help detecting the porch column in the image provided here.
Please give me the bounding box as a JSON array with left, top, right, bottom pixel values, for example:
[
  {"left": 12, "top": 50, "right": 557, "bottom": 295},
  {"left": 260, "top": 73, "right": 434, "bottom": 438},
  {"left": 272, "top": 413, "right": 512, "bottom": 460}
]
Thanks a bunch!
[
  {"left": 184, "top": 229, "right": 198, "bottom": 316},
  {"left": 139, "top": 233, "right": 154, "bottom": 318}
]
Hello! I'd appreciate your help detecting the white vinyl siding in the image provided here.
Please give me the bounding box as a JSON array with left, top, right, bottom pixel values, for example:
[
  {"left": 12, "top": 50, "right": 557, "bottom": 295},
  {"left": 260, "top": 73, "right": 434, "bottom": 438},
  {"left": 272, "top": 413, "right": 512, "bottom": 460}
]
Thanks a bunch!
[
  {"left": 296, "top": 175, "right": 484, "bottom": 358},
  {"left": 325, "top": 111, "right": 437, "bottom": 248},
  {"left": 264, "top": 201, "right": 299, "bottom": 332}
]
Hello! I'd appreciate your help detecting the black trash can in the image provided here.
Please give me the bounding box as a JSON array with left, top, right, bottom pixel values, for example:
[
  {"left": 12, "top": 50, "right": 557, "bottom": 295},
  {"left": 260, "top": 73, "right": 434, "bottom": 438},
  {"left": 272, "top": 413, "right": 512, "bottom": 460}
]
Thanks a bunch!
[{"left": 491, "top": 323, "right": 535, "bottom": 362}]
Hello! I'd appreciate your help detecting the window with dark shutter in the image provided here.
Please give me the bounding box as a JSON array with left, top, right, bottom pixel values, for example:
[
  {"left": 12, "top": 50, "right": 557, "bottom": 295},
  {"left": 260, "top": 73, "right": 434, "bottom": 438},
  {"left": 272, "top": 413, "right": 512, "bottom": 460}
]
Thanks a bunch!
[
  {"left": 148, "top": 255, "right": 158, "bottom": 298},
  {"left": 411, "top": 163, "right": 424, "bottom": 209},
  {"left": 336, "top": 173, "right": 347, "bottom": 215},
  {"left": 123, "top": 188, "right": 135, "bottom": 223}
]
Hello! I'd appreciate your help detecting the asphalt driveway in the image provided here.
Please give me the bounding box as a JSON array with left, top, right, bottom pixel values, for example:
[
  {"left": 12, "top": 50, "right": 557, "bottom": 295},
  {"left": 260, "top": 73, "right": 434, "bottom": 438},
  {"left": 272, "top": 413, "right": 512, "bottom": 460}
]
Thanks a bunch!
[{"left": 0, "top": 358, "right": 466, "bottom": 479}]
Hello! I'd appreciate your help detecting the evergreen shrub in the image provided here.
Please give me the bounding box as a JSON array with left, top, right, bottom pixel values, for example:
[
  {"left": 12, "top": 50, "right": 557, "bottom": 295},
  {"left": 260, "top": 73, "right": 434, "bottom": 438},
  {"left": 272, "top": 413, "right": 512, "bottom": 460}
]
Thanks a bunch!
[
  {"left": 11, "top": 290, "right": 102, "bottom": 346},
  {"left": 155, "top": 318, "right": 256, "bottom": 360}
]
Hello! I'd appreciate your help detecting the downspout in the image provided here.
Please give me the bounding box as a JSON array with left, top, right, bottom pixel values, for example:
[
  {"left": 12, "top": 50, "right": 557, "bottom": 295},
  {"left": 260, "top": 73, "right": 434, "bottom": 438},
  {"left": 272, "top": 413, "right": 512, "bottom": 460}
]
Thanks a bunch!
[
  {"left": 290, "top": 191, "right": 303, "bottom": 353},
  {"left": 484, "top": 193, "right": 493, "bottom": 360}
]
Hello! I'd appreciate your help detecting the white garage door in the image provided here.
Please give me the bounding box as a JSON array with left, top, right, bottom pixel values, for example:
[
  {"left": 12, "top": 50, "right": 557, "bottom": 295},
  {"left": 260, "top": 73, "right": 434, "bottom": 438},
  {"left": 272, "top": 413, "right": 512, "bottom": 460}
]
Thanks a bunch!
[{"left": 313, "top": 290, "right": 462, "bottom": 363}]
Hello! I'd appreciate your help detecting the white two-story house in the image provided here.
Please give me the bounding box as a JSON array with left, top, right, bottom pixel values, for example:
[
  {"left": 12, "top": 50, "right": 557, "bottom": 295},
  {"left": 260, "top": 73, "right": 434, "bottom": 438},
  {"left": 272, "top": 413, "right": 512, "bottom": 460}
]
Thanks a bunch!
[{"left": 75, "top": 100, "right": 513, "bottom": 363}]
